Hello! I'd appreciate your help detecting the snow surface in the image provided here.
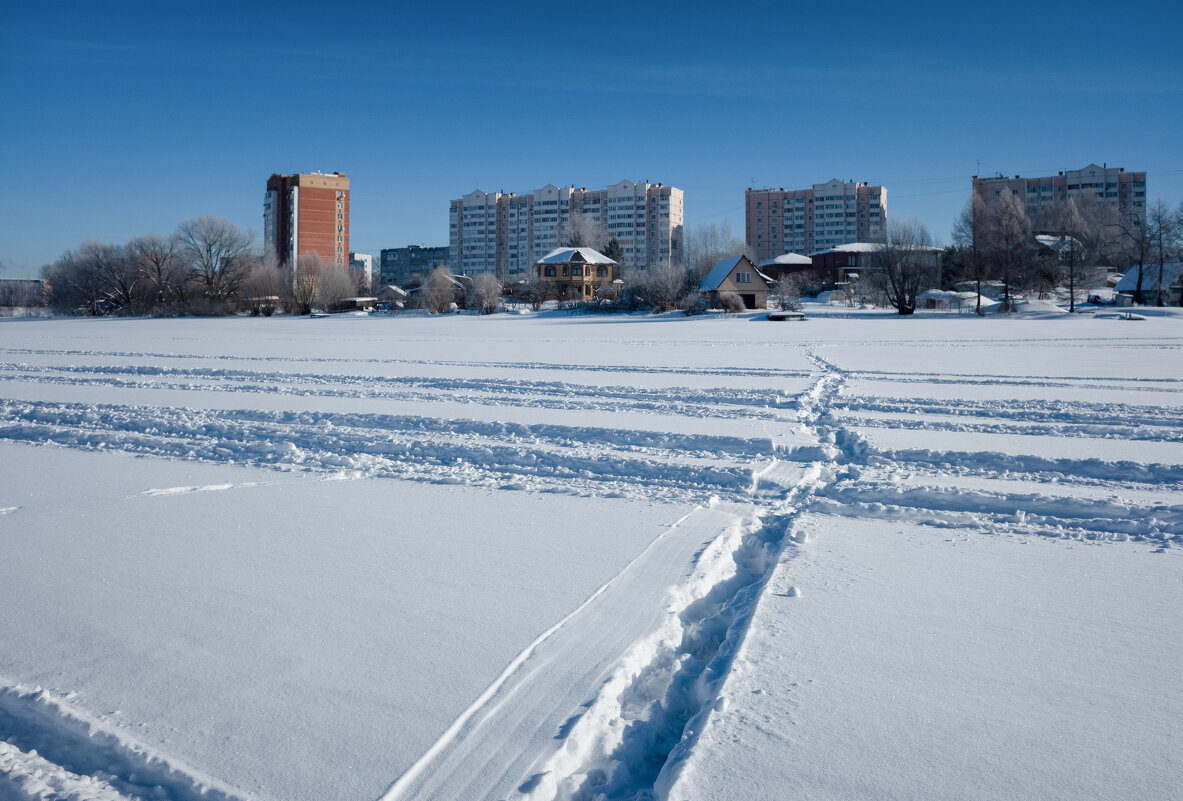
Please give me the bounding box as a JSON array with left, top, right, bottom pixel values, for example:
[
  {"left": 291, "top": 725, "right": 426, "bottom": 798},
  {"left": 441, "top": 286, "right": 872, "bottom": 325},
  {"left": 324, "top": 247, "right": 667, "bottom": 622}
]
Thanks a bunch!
[{"left": 1, "top": 309, "right": 1181, "bottom": 800}]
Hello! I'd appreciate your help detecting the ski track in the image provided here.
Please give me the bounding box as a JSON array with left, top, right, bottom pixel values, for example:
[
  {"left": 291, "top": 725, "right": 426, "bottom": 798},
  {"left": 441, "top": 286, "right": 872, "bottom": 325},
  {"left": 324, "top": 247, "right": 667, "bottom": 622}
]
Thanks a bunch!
[{"left": 2, "top": 342, "right": 1180, "bottom": 800}]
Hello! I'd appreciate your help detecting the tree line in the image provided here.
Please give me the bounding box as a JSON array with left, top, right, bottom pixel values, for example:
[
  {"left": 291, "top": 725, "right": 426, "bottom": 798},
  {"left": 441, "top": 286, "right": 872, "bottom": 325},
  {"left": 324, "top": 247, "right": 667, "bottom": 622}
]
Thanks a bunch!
[
  {"left": 950, "top": 195, "right": 1183, "bottom": 313},
  {"left": 41, "top": 216, "right": 370, "bottom": 316}
]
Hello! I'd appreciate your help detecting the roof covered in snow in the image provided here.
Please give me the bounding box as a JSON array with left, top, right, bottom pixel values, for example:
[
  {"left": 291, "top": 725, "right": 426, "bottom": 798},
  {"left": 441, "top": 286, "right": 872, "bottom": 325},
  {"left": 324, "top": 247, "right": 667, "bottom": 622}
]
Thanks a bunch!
[
  {"left": 537, "top": 247, "right": 616, "bottom": 265},
  {"left": 1035, "top": 235, "right": 1082, "bottom": 253},
  {"left": 809, "top": 242, "right": 943, "bottom": 257},
  {"left": 1115, "top": 262, "right": 1183, "bottom": 292},
  {"left": 758, "top": 253, "right": 812, "bottom": 268},
  {"left": 809, "top": 242, "right": 884, "bottom": 256}
]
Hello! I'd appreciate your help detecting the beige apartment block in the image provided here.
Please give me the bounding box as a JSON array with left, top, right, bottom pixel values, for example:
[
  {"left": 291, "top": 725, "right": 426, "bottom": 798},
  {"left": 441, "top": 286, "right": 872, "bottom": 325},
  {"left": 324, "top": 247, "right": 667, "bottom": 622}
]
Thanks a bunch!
[
  {"left": 746, "top": 180, "right": 886, "bottom": 263},
  {"left": 972, "top": 163, "right": 1146, "bottom": 228},
  {"left": 449, "top": 180, "right": 683, "bottom": 279}
]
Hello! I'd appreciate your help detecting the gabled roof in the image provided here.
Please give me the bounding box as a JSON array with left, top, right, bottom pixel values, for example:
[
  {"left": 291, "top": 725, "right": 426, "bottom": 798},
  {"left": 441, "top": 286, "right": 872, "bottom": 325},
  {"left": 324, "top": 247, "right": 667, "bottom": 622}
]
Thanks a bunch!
[
  {"left": 1115, "top": 262, "right": 1183, "bottom": 292},
  {"left": 699, "top": 255, "right": 764, "bottom": 292},
  {"left": 759, "top": 253, "right": 812, "bottom": 268},
  {"left": 537, "top": 247, "right": 616, "bottom": 265},
  {"left": 1035, "top": 235, "right": 1083, "bottom": 252}
]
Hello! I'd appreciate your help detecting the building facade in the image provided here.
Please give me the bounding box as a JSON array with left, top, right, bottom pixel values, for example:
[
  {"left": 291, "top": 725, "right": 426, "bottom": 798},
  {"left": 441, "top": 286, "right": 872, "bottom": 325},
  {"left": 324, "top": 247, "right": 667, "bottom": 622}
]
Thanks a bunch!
[
  {"left": 264, "top": 172, "right": 350, "bottom": 269},
  {"left": 972, "top": 164, "right": 1146, "bottom": 228},
  {"left": 449, "top": 180, "right": 683, "bottom": 279},
  {"left": 379, "top": 245, "right": 450, "bottom": 285},
  {"left": 536, "top": 247, "right": 617, "bottom": 301},
  {"left": 746, "top": 180, "right": 886, "bottom": 263},
  {"left": 348, "top": 252, "right": 373, "bottom": 290},
  {"left": 698, "top": 255, "right": 769, "bottom": 310}
]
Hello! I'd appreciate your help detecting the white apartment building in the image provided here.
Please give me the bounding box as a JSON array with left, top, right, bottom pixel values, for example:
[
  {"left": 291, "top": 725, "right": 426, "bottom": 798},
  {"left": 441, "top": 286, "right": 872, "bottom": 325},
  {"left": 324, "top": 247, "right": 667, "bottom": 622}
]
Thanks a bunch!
[
  {"left": 449, "top": 180, "right": 684, "bottom": 278},
  {"left": 746, "top": 180, "right": 886, "bottom": 263}
]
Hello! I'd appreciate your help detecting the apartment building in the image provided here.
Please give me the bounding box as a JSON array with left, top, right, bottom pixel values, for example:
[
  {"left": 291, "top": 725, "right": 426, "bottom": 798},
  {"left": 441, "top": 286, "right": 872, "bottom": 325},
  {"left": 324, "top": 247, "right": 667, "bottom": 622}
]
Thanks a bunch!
[
  {"left": 348, "top": 252, "right": 373, "bottom": 290},
  {"left": 449, "top": 180, "right": 683, "bottom": 278},
  {"left": 972, "top": 163, "right": 1146, "bottom": 228},
  {"left": 264, "top": 172, "right": 350, "bottom": 269},
  {"left": 746, "top": 180, "right": 886, "bottom": 263},
  {"left": 378, "top": 245, "right": 450, "bottom": 285}
]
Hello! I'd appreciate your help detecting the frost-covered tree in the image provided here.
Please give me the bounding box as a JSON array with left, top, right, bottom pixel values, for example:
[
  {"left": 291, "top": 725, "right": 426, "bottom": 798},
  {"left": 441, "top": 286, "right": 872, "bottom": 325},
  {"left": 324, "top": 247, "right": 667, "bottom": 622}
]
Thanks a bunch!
[
  {"left": 421, "top": 265, "right": 459, "bottom": 313},
  {"left": 468, "top": 272, "right": 501, "bottom": 314},
  {"left": 176, "top": 215, "right": 255, "bottom": 303},
  {"left": 317, "top": 264, "right": 357, "bottom": 310},
  {"left": 986, "top": 191, "right": 1032, "bottom": 313}
]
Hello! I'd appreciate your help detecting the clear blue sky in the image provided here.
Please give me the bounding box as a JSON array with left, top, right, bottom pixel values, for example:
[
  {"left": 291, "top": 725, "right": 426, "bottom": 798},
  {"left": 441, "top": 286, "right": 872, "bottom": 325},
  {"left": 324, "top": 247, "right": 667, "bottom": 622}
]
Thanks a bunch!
[{"left": 2, "top": 0, "right": 1181, "bottom": 276}]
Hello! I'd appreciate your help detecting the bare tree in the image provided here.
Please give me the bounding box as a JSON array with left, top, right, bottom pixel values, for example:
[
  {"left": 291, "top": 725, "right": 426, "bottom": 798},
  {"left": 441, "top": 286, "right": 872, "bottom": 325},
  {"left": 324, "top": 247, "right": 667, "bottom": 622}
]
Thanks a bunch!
[
  {"left": 1045, "top": 200, "right": 1095, "bottom": 312},
  {"left": 176, "top": 215, "right": 255, "bottom": 303},
  {"left": 87, "top": 242, "right": 140, "bottom": 313},
  {"left": 1178, "top": 201, "right": 1183, "bottom": 307},
  {"left": 41, "top": 244, "right": 107, "bottom": 315},
  {"left": 987, "top": 191, "right": 1032, "bottom": 313},
  {"left": 769, "top": 276, "right": 803, "bottom": 311},
  {"left": 1146, "top": 198, "right": 1178, "bottom": 307},
  {"left": 869, "top": 218, "right": 936, "bottom": 315},
  {"left": 516, "top": 276, "right": 553, "bottom": 311},
  {"left": 682, "top": 221, "right": 749, "bottom": 279},
  {"left": 951, "top": 195, "right": 991, "bottom": 315},
  {"left": 129, "top": 234, "right": 182, "bottom": 310},
  {"left": 1112, "top": 210, "right": 1151, "bottom": 305}
]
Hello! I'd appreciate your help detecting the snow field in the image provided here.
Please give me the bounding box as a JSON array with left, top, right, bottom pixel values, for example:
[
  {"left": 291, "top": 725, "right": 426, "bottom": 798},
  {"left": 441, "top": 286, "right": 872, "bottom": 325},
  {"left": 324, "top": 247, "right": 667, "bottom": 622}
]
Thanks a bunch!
[
  {"left": 669, "top": 514, "right": 1183, "bottom": 801},
  {"left": 2, "top": 311, "right": 1181, "bottom": 800}
]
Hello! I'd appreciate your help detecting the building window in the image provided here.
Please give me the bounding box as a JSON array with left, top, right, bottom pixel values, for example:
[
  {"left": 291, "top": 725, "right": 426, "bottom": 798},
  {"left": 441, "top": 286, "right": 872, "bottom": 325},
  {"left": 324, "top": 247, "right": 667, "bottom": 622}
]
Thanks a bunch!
[
  {"left": 736, "top": 271, "right": 752, "bottom": 283},
  {"left": 597, "top": 266, "right": 608, "bottom": 277}
]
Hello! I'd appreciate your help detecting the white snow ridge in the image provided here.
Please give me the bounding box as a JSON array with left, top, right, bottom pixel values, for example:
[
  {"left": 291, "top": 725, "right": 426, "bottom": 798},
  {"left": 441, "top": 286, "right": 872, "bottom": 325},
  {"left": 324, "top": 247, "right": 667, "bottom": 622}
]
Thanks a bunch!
[{"left": 2, "top": 313, "right": 1181, "bottom": 801}]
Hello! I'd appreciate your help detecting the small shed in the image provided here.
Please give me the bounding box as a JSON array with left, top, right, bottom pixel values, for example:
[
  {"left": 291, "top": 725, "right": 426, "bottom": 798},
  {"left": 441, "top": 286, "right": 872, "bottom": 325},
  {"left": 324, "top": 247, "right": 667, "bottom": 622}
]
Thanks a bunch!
[{"left": 699, "top": 255, "right": 769, "bottom": 309}]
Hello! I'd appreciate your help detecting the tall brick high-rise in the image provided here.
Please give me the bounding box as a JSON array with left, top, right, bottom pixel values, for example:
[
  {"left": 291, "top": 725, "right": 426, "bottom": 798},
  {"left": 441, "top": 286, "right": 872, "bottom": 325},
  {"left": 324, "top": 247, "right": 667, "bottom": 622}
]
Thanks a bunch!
[
  {"left": 746, "top": 179, "right": 886, "bottom": 264},
  {"left": 264, "top": 172, "right": 350, "bottom": 269}
]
